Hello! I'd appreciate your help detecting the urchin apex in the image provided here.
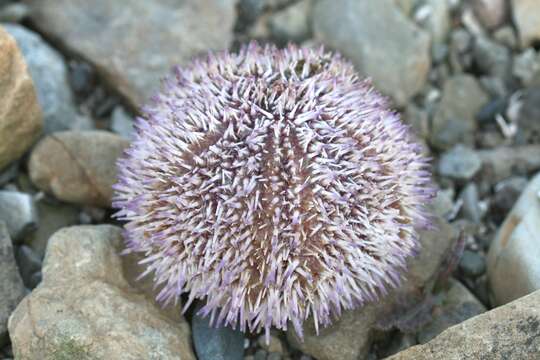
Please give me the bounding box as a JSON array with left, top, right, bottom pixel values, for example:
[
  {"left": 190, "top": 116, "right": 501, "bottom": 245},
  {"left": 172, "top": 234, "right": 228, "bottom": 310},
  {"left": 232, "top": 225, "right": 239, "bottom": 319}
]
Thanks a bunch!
[{"left": 113, "top": 42, "right": 435, "bottom": 341}]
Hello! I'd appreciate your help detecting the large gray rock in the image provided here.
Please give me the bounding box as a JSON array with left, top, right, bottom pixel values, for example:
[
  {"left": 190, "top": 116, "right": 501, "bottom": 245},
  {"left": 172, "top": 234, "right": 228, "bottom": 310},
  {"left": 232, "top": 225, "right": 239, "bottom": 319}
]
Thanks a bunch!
[
  {"left": 431, "top": 75, "right": 488, "bottom": 149},
  {"left": 3, "top": 23, "right": 91, "bottom": 134},
  {"left": 0, "top": 221, "right": 25, "bottom": 347},
  {"left": 511, "top": 0, "right": 540, "bottom": 48},
  {"left": 388, "top": 289, "right": 540, "bottom": 359},
  {"left": 8, "top": 225, "right": 196, "bottom": 360},
  {"left": 488, "top": 172, "right": 540, "bottom": 306},
  {"left": 313, "top": 0, "right": 431, "bottom": 106},
  {"left": 25, "top": 0, "right": 237, "bottom": 108},
  {"left": 28, "top": 131, "right": 128, "bottom": 207},
  {"left": 0, "top": 25, "right": 42, "bottom": 170},
  {"left": 287, "top": 216, "right": 458, "bottom": 360}
]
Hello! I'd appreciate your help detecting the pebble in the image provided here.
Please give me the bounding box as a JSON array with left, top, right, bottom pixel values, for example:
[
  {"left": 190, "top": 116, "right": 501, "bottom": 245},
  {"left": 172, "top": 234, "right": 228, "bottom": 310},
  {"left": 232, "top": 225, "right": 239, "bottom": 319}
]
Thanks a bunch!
[
  {"left": 0, "top": 26, "right": 42, "bottom": 171},
  {"left": 487, "top": 172, "right": 540, "bottom": 305},
  {"left": 28, "top": 130, "right": 128, "bottom": 207},
  {"left": 388, "top": 290, "right": 540, "bottom": 359},
  {"left": 471, "top": 0, "right": 507, "bottom": 30},
  {"left": 491, "top": 176, "right": 528, "bottom": 222},
  {"left": 513, "top": 49, "right": 540, "bottom": 86},
  {"left": 430, "top": 75, "right": 488, "bottom": 149},
  {"left": 110, "top": 106, "right": 135, "bottom": 140},
  {"left": 192, "top": 307, "right": 244, "bottom": 360},
  {"left": 477, "top": 145, "right": 540, "bottom": 183},
  {"left": 268, "top": 0, "right": 312, "bottom": 43},
  {"left": 0, "top": 191, "right": 38, "bottom": 242},
  {"left": 0, "top": 3, "right": 29, "bottom": 22},
  {"left": 25, "top": 0, "right": 237, "bottom": 108},
  {"left": 493, "top": 26, "right": 518, "bottom": 49},
  {"left": 517, "top": 86, "right": 540, "bottom": 142},
  {"left": 0, "top": 221, "right": 25, "bottom": 347},
  {"left": 438, "top": 145, "right": 481, "bottom": 181},
  {"left": 511, "top": 0, "right": 540, "bottom": 48},
  {"left": 473, "top": 36, "right": 511, "bottom": 80},
  {"left": 417, "top": 279, "right": 486, "bottom": 344},
  {"left": 313, "top": 0, "right": 430, "bottom": 106},
  {"left": 3, "top": 24, "right": 92, "bottom": 134},
  {"left": 414, "top": 0, "right": 450, "bottom": 42},
  {"left": 458, "top": 250, "right": 486, "bottom": 278},
  {"left": 476, "top": 97, "right": 507, "bottom": 125},
  {"left": 8, "top": 225, "right": 196, "bottom": 359}
]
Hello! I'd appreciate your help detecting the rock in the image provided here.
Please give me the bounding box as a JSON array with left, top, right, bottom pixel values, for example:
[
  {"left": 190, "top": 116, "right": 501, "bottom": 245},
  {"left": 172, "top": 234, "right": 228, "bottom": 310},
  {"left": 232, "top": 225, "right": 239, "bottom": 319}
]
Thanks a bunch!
[
  {"left": 287, "top": 216, "right": 458, "bottom": 360},
  {"left": 0, "top": 221, "right": 25, "bottom": 347},
  {"left": 471, "top": 0, "right": 507, "bottom": 30},
  {"left": 8, "top": 225, "right": 196, "bottom": 360},
  {"left": 22, "top": 198, "right": 80, "bottom": 259},
  {"left": 459, "top": 183, "right": 483, "bottom": 224},
  {"left": 268, "top": 0, "right": 312, "bottom": 43},
  {"left": 14, "top": 245, "right": 41, "bottom": 288},
  {"left": 68, "top": 60, "right": 96, "bottom": 97},
  {"left": 511, "top": 0, "right": 540, "bottom": 48},
  {"left": 513, "top": 49, "right": 540, "bottom": 86},
  {"left": 417, "top": 279, "right": 486, "bottom": 344},
  {"left": 0, "top": 3, "right": 29, "bottom": 22},
  {"left": 473, "top": 36, "right": 511, "bottom": 79},
  {"left": 517, "top": 87, "right": 540, "bottom": 142},
  {"left": 491, "top": 176, "right": 528, "bottom": 222},
  {"left": 477, "top": 145, "right": 540, "bottom": 183},
  {"left": 0, "top": 190, "right": 38, "bottom": 242},
  {"left": 258, "top": 333, "right": 283, "bottom": 354},
  {"left": 28, "top": 130, "right": 128, "bottom": 207},
  {"left": 487, "top": 172, "right": 540, "bottom": 305},
  {"left": 459, "top": 250, "right": 486, "bottom": 278},
  {"left": 493, "top": 26, "right": 518, "bottom": 49},
  {"left": 313, "top": 0, "right": 431, "bottom": 106},
  {"left": 393, "top": 0, "right": 415, "bottom": 16},
  {"left": 387, "top": 289, "right": 540, "bottom": 359},
  {"left": 476, "top": 97, "right": 507, "bottom": 125},
  {"left": 404, "top": 104, "right": 429, "bottom": 140},
  {"left": 192, "top": 310, "right": 244, "bottom": 360},
  {"left": 0, "top": 162, "right": 18, "bottom": 187},
  {"left": 438, "top": 145, "right": 481, "bottom": 181},
  {"left": 0, "top": 25, "right": 42, "bottom": 170},
  {"left": 432, "top": 188, "right": 455, "bottom": 220},
  {"left": 3, "top": 24, "right": 90, "bottom": 134},
  {"left": 25, "top": 0, "right": 237, "bottom": 108},
  {"left": 414, "top": 0, "right": 450, "bottom": 42},
  {"left": 110, "top": 106, "right": 134, "bottom": 139},
  {"left": 431, "top": 75, "right": 488, "bottom": 149}
]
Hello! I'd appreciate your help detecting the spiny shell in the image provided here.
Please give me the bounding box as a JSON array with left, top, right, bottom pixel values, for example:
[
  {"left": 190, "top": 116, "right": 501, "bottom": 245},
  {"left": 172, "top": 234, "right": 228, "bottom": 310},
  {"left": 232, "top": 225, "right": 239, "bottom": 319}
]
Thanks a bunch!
[{"left": 113, "top": 43, "right": 435, "bottom": 340}]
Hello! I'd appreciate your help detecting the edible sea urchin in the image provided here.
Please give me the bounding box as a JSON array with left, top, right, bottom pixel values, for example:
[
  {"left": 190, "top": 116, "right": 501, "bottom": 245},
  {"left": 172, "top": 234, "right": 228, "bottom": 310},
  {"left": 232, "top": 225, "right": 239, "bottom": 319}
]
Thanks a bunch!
[{"left": 113, "top": 43, "right": 435, "bottom": 340}]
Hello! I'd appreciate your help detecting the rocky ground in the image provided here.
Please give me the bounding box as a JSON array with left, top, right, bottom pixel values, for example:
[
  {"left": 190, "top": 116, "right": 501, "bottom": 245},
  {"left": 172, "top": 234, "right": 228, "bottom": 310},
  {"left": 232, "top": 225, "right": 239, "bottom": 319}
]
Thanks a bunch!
[{"left": 0, "top": 0, "right": 539, "bottom": 359}]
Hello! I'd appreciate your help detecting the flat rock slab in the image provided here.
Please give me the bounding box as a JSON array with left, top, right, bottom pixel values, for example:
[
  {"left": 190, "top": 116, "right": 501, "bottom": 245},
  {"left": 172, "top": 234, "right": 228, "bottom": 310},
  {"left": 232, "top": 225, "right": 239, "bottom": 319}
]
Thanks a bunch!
[
  {"left": 24, "top": 0, "right": 238, "bottom": 108},
  {"left": 388, "top": 289, "right": 540, "bottom": 359}
]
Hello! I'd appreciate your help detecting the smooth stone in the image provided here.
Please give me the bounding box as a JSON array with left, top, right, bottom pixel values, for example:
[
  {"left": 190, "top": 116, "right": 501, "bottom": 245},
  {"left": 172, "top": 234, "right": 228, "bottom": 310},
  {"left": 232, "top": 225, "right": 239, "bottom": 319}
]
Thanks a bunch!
[
  {"left": 459, "top": 183, "right": 482, "bottom": 223},
  {"left": 3, "top": 24, "right": 91, "bottom": 134},
  {"left": 487, "top": 172, "right": 540, "bottom": 305},
  {"left": 0, "top": 25, "right": 42, "bottom": 170},
  {"left": 477, "top": 145, "right": 540, "bottom": 183},
  {"left": 192, "top": 310, "right": 244, "bottom": 360},
  {"left": 491, "top": 176, "right": 528, "bottom": 222},
  {"left": 513, "top": 49, "right": 540, "bottom": 86},
  {"left": 0, "top": 221, "right": 25, "bottom": 347},
  {"left": 25, "top": 0, "right": 237, "bottom": 108},
  {"left": 430, "top": 75, "right": 488, "bottom": 149},
  {"left": 287, "top": 216, "right": 458, "bottom": 360},
  {"left": 414, "top": 0, "right": 450, "bottom": 42},
  {"left": 110, "top": 106, "right": 134, "bottom": 140},
  {"left": 268, "top": 0, "right": 312, "bottom": 43},
  {"left": 417, "top": 279, "right": 486, "bottom": 344},
  {"left": 458, "top": 250, "right": 486, "bottom": 278},
  {"left": 473, "top": 36, "right": 511, "bottom": 79},
  {"left": 471, "top": 0, "right": 507, "bottom": 30},
  {"left": 313, "top": 0, "right": 431, "bottom": 106},
  {"left": 517, "top": 87, "right": 540, "bottom": 142},
  {"left": 511, "top": 0, "right": 540, "bottom": 48},
  {"left": 0, "top": 190, "right": 37, "bottom": 242},
  {"left": 438, "top": 145, "right": 481, "bottom": 181},
  {"left": 28, "top": 130, "right": 128, "bottom": 207},
  {"left": 388, "top": 290, "right": 540, "bottom": 359},
  {"left": 0, "top": 3, "right": 29, "bottom": 22},
  {"left": 8, "top": 225, "right": 196, "bottom": 359},
  {"left": 493, "top": 26, "right": 518, "bottom": 49}
]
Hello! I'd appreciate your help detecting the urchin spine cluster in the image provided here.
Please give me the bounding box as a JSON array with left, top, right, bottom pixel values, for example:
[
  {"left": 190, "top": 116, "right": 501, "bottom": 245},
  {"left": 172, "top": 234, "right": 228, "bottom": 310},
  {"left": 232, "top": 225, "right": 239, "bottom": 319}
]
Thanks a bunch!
[{"left": 113, "top": 43, "right": 435, "bottom": 340}]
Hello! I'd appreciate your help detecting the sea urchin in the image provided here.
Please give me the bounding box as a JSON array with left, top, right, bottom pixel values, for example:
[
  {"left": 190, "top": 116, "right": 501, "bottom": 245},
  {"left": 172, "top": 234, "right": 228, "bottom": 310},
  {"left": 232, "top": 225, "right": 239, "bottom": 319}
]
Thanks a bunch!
[{"left": 113, "top": 43, "right": 435, "bottom": 340}]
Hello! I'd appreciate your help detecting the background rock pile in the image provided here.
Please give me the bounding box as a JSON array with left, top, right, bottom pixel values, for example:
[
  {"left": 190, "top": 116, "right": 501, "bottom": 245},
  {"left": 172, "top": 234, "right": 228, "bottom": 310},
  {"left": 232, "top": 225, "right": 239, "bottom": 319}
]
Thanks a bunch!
[{"left": 0, "top": 0, "right": 539, "bottom": 359}]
